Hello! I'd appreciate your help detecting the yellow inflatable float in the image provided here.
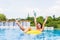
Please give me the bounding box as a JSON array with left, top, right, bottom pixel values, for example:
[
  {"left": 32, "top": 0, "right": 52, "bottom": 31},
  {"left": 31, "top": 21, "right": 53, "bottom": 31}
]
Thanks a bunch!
[{"left": 26, "top": 30, "right": 42, "bottom": 35}]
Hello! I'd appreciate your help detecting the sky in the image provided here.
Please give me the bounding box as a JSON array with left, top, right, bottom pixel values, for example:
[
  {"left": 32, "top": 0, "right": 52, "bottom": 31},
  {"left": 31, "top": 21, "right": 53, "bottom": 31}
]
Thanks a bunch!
[{"left": 0, "top": 0, "right": 60, "bottom": 19}]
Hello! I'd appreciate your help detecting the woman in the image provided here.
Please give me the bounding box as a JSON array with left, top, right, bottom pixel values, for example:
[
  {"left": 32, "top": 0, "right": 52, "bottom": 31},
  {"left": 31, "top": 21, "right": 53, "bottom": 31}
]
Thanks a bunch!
[{"left": 16, "top": 16, "right": 48, "bottom": 33}]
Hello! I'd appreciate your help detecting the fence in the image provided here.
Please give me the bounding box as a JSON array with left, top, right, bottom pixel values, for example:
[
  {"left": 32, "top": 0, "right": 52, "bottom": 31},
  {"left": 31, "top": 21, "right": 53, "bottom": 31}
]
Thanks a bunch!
[{"left": 0, "top": 22, "right": 16, "bottom": 26}]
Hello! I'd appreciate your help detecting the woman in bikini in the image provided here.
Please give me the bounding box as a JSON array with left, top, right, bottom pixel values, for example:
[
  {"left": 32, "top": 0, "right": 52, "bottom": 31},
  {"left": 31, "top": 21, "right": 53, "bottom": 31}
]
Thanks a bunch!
[{"left": 16, "top": 16, "right": 48, "bottom": 33}]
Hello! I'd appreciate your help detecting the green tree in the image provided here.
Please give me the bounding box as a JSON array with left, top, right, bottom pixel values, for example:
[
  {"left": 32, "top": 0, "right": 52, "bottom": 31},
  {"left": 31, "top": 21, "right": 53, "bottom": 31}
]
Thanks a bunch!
[
  {"left": 0, "top": 14, "right": 6, "bottom": 21},
  {"left": 47, "top": 16, "right": 53, "bottom": 23},
  {"left": 37, "top": 16, "right": 44, "bottom": 24},
  {"left": 26, "top": 17, "right": 34, "bottom": 26},
  {"left": 57, "top": 17, "right": 60, "bottom": 20},
  {"left": 26, "top": 13, "right": 30, "bottom": 20},
  {"left": 8, "top": 18, "right": 15, "bottom": 22},
  {"left": 53, "top": 15, "right": 55, "bottom": 20}
]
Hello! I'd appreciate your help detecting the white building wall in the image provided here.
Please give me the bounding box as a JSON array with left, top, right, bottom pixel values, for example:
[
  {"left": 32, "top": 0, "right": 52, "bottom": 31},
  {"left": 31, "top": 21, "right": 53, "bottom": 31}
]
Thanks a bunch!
[{"left": 21, "top": 21, "right": 30, "bottom": 28}]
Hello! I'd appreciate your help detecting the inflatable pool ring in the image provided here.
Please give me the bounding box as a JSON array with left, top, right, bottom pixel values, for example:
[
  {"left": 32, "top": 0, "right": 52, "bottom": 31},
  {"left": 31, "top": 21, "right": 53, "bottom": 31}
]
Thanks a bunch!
[{"left": 26, "top": 30, "right": 42, "bottom": 35}]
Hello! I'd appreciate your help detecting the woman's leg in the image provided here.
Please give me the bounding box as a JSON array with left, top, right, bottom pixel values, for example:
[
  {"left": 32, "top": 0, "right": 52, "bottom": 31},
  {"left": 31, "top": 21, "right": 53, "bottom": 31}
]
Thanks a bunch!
[
  {"left": 16, "top": 20, "right": 25, "bottom": 31},
  {"left": 24, "top": 27, "right": 31, "bottom": 33},
  {"left": 16, "top": 20, "right": 31, "bottom": 32}
]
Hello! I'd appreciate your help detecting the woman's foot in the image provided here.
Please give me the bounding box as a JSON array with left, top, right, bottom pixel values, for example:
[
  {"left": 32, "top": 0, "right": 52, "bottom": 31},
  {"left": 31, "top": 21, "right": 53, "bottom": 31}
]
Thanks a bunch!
[{"left": 15, "top": 20, "right": 19, "bottom": 24}]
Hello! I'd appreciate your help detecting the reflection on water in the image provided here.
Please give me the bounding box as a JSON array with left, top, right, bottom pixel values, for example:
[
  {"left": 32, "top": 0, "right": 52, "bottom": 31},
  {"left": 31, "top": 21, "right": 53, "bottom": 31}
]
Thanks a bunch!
[{"left": 0, "top": 29, "right": 60, "bottom": 40}]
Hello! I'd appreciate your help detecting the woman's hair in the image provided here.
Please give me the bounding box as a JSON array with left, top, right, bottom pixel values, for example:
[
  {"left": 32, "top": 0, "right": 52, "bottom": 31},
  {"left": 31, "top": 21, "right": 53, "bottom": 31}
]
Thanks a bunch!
[{"left": 37, "top": 22, "right": 42, "bottom": 28}]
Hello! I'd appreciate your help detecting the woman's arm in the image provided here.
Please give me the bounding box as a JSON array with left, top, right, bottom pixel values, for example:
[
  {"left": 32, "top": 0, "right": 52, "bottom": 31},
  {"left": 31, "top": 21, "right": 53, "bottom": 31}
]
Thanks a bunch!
[
  {"left": 33, "top": 11, "right": 37, "bottom": 27},
  {"left": 42, "top": 16, "right": 48, "bottom": 31},
  {"left": 34, "top": 17, "right": 37, "bottom": 27}
]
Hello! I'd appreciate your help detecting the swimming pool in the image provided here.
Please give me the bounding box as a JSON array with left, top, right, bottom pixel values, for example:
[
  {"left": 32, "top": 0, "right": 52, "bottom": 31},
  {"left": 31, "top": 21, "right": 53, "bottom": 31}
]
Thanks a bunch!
[{"left": 0, "top": 28, "right": 60, "bottom": 40}]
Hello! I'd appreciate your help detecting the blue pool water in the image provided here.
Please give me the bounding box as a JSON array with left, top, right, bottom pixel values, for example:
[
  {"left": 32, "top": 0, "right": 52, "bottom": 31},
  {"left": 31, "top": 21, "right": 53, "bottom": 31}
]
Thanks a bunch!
[{"left": 0, "top": 28, "right": 60, "bottom": 40}]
